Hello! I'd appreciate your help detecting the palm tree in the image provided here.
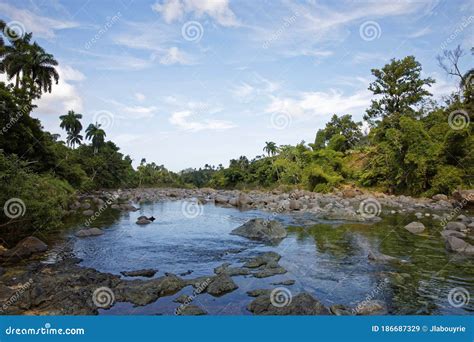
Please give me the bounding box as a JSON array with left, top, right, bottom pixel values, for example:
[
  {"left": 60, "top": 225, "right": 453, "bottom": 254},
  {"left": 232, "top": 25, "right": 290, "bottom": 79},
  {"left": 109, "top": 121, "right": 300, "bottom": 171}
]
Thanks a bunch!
[
  {"left": 67, "top": 130, "right": 83, "bottom": 148},
  {"left": 26, "top": 42, "right": 59, "bottom": 94},
  {"left": 263, "top": 141, "right": 278, "bottom": 157},
  {"left": 0, "top": 23, "right": 59, "bottom": 95},
  {"left": 85, "top": 123, "right": 106, "bottom": 154},
  {"left": 59, "top": 110, "right": 83, "bottom": 148}
]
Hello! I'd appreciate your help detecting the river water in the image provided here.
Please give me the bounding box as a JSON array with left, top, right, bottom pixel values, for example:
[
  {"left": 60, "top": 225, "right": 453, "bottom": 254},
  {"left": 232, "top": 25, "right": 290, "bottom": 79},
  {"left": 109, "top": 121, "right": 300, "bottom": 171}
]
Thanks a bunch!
[{"left": 67, "top": 200, "right": 474, "bottom": 315}]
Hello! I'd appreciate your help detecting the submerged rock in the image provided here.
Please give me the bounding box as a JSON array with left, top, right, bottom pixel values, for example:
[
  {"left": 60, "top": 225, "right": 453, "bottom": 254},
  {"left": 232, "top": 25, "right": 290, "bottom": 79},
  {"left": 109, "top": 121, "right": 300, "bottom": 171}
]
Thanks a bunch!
[
  {"left": 248, "top": 293, "right": 330, "bottom": 315},
  {"left": 444, "top": 236, "right": 474, "bottom": 255},
  {"left": 178, "top": 305, "right": 207, "bottom": 315},
  {"left": 230, "top": 219, "right": 287, "bottom": 242},
  {"left": 75, "top": 228, "right": 104, "bottom": 238},
  {"left": 243, "top": 252, "right": 281, "bottom": 268},
  {"left": 404, "top": 222, "right": 425, "bottom": 234},
  {"left": 368, "top": 251, "right": 400, "bottom": 263},
  {"left": 206, "top": 274, "right": 238, "bottom": 297},
  {"left": 120, "top": 269, "right": 157, "bottom": 277},
  {"left": 136, "top": 218, "right": 152, "bottom": 225}
]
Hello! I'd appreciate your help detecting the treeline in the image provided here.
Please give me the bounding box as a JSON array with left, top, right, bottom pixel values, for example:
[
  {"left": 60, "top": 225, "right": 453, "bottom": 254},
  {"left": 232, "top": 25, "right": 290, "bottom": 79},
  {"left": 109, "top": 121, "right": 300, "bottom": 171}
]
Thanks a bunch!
[{"left": 182, "top": 53, "right": 473, "bottom": 196}]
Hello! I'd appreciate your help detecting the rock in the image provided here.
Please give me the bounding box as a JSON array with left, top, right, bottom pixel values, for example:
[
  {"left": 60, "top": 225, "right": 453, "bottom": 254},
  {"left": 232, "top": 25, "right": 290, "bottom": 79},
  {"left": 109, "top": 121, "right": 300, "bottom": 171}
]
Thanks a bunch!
[
  {"left": 1, "top": 236, "right": 47, "bottom": 259},
  {"left": 248, "top": 292, "right": 330, "bottom": 315},
  {"left": 75, "top": 228, "right": 104, "bottom": 238},
  {"left": 289, "top": 199, "right": 302, "bottom": 210},
  {"left": 342, "top": 188, "right": 362, "bottom": 198},
  {"left": 120, "top": 269, "right": 157, "bottom": 277},
  {"left": 432, "top": 194, "right": 448, "bottom": 201},
  {"left": 404, "top": 222, "right": 425, "bottom": 234},
  {"left": 214, "top": 263, "right": 250, "bottom": 276},
  {"left": 81, "top": 202, "right": 91, "bottom": 209},
  {"left": 445, "top": 222, "right": 467, "bottom": 231},
  {"left": 444, "top": 236, "right": 474, "bottom": 255},
  {"left": 271, "top": 279, "right": 295, "bottom": 286},
  {"left": 121, "top": 204, "right": 139, "bottom": 211},
  {"left": 330, "top": 304, "right": 353, "bottom": 316},
  {"left": 247, "top": 289, "right": 271, "bottom": 297},
  {"left": 354, "top": 300, "right": 387, "bottom": 315},
  {"left": 368, "top": 251, "right": 399, "bottom": 263},
  {"left": 206, "top": 274, "right": 238, "bottom": 297},
  {"left": 178, "top": 305, "right": 207, "bottom": 315},
  {"left": 136, "top": 218, "right": 151, "bottom": 225},
  {"left": 238, "top": 193, "right": 252, "bottom": 206},
  {"left": 253, "top": 264, "right": 287, "bottom": 278},
  {"left": 82, "top": 209, "right": 94, "bottom": 216},
  {"left": 0, "top": 245, "right": 8, "bottom": 256},
  {"left": 230, "top": 219, "right": 287, "bottom": 242},
  {"left": 115, "top": 274, "right": 185, "bottom": 306},
  {"left": 179, "top": 270, "right": 193, "bottom": 276},
  {"left": 173, "top": 294, "right": 192, "bottom": 304},
  {"left": 244, "top": 252, "right": 281, "bottom": 268},
  {"left": 215, "top": 195, "right": 229, "bottom": 204},
  {"left": 452, "top": 190, "right": 474, "bottom": 207},
  {"left": 440, "top": 230, "right": 466, "bottom": 239}
]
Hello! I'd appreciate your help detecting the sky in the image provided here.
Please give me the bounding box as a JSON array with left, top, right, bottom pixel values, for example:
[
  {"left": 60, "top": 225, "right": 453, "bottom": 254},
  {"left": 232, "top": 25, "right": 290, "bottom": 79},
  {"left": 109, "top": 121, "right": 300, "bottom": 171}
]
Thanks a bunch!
[{"left": 1, "top": 0, "right": 473, "bottom": 171}]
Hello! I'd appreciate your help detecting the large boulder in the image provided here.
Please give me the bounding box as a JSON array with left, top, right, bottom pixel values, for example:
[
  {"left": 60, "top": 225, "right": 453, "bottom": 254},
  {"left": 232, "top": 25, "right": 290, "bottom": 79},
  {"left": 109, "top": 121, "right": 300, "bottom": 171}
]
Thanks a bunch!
[
  {"left": 404, "top": 222, "right": 425, "bottom": 234},
  {"left": 238, "top": 192, "right": 252, "bottom": 206},
  {"left": 230, "top": 219, "right": 287, "bottom": 242},
  {"left": 1, "top": 236, "right": 47, "bottom": 259},
  {"left": 444, "top": 236, "right": 474, "bottom": 255},
  {"left": 75, "top": 228, "right": 104, "bottom": 238},
  {"left": 445, "top": 222, "right": 467, "bottom": 231},
  {"left": 452, "top": 190, "right": 474, "bottom": 207},
  {"left": 248, "top": 292, "right": 330, "bottom": 315},
  {"left": 432, "top": 194, "right": 448, "bottom": 201}
]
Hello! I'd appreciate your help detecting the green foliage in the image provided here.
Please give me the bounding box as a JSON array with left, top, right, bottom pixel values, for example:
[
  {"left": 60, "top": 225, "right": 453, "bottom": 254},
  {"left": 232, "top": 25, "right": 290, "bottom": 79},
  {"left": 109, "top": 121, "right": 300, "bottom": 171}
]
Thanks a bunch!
[{"left": 0, "top": 153, "right": 73, "bottom": 232}]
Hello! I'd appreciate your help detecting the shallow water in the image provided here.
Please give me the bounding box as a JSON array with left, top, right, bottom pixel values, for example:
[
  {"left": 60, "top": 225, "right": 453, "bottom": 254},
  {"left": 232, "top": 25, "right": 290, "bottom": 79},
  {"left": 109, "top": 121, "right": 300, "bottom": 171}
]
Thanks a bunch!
[{"left": 69, "top": 200, "right": 474, "bottom": 315}]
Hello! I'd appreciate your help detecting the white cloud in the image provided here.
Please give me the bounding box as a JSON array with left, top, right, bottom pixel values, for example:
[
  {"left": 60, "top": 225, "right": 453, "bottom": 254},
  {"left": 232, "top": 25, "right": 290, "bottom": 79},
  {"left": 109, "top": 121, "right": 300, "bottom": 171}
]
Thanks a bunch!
[
  {"left": 152, "top": 0, "right": 239, "bottom": 26},
  {"left": 159, "top": 47, "right": 193, "bottom": 65},
  {"left": 33, "top": 65, "right": 84, "bottom": 115},
  {"left": 231, "top": 73, "right": 280, "bottom": 102},
  {"left": 101, "top": 98, "right": 157, "bottom": 119},
  {"left": 169, "top": 110, "right": 235, "bottom": 131},
  {"left": 135, "top": 93, "right": 146, "bottom": 102},
  {"left": 0, "top": 3, "right": 78, "bottom": 39},
  {"left": 265, "top": 88, "right": 372, "bottom": 119}
]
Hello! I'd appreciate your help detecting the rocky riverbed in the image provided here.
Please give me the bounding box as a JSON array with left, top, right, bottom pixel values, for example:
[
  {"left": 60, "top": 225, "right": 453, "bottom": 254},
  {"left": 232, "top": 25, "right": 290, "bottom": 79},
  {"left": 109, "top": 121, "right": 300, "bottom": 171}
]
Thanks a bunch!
[{"left": 0, "top": 187, "right": 473, "bottom": 315}]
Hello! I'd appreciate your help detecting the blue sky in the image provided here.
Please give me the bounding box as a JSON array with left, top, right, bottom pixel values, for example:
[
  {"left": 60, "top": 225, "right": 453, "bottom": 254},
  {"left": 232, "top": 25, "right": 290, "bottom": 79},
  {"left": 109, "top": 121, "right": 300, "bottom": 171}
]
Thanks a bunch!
[{"left": 1, "top": 0, "right": 473, "bottom": 170}]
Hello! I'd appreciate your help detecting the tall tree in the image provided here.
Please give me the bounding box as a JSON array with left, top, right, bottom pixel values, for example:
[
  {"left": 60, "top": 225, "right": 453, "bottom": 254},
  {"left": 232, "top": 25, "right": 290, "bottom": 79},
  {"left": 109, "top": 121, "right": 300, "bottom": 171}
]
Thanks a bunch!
[
  {"left": 263, "top": 141, "right": 278, "bottom": 156},
  {"left": 85, "top": 123, "right": 106, "bottom": 154},
  {"left": 59, "top": 110, "right": 83, "bottom": 148},
  {"left": 364, "top": 56, "right": 435, "bottom": 125}
]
